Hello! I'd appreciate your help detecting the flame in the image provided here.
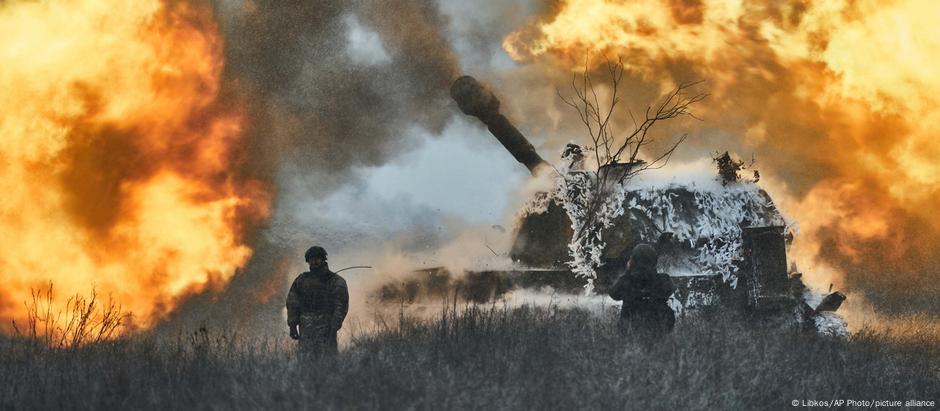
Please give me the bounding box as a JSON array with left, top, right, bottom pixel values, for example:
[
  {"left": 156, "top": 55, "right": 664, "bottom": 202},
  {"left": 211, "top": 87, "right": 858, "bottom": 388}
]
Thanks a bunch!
[
  {"left": 0, "top": 0, "right": 270, "bottom": 330},
  {"left": 504, "top": 0, "right": 940, "bottom": 304}
]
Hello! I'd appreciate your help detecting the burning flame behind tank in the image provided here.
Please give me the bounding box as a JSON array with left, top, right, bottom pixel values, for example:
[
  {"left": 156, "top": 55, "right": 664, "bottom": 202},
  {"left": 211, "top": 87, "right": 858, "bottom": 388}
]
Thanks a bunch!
[
  {"left": 0, "top": 0, "right": 271, "bottom": 330},
  {"left": 503, "top": 0, "right": 940, "bottom": 305}
]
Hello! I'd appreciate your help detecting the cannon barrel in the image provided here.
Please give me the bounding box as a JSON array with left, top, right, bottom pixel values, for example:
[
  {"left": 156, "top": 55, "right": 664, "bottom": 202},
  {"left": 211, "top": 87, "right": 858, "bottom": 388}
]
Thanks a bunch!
[{"left": 450, "top": 75, "right": 547, "bottom": 175}]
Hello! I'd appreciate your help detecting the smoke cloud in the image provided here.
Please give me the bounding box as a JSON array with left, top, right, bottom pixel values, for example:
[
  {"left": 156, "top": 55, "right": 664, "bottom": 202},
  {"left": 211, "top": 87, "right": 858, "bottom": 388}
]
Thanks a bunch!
[{"left": 159, "top": 0, "right": 468, "bottom": 332}]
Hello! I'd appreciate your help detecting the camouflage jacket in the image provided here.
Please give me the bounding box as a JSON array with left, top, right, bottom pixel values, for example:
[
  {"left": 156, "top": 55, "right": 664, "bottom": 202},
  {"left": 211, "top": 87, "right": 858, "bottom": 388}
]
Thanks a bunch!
[{"left": 286, "top": 267, "right": 349, "bottom": 331}]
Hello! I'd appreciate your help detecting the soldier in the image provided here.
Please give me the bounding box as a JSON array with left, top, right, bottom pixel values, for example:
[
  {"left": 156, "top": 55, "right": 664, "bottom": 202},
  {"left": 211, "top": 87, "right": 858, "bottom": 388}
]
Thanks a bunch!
[
  {"left": 609, "top": 243, "right": 676, "bottom": 336},
  {"left": 286, "top": 246, "right": 349, "bottom": 356}
]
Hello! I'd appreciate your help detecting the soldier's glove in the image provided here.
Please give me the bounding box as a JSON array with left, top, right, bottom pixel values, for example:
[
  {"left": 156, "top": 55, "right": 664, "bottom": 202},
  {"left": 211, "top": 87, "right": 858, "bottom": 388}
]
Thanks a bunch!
[{"left": 289, "top": 325, "right": 300, "bottom": 340}]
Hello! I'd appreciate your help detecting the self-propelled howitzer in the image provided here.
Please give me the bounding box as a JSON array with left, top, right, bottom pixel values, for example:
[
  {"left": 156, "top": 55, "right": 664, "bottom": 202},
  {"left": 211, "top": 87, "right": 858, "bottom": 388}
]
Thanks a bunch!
[{"left": 444, "top": 75, "right": 846, "bottom": 333}]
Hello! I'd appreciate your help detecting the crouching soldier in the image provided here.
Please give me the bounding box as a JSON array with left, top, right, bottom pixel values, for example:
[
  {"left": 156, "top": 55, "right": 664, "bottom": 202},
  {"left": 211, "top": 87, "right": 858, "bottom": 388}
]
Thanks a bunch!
[
  {"left": 286, "top": 246, "right": 349, "bottom": 356},
  {"left": 609, "top": 244, "right": 675, "bottom": 336}
]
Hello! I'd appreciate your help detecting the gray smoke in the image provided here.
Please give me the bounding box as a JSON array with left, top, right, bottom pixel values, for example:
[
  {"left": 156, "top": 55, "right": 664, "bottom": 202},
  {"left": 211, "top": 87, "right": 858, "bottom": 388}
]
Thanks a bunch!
[
  {"left": 157, "top": 0, "right": 463, "bottom": 334},
  {"left": 215, "top": 0, "right": 459, "bottom": 184}
]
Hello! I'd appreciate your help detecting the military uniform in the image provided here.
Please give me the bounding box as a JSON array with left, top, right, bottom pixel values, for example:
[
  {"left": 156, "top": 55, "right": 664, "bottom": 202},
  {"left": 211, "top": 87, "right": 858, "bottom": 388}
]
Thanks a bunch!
[
  {"left": 286, "top": 265, "right": 349, "bottom": 355},
  {"left": 609, "top": 244, "right": 675, "bottom": 336}
]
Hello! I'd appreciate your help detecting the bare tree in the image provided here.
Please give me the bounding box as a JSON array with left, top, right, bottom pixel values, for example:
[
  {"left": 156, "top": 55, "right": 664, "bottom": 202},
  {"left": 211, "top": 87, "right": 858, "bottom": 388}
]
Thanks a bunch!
[
  {"left": 555, "top": 57, "right": 707, "bottom": 282},
  {"left": 559, "top": 58, "right": 706, "bottom": 175}
]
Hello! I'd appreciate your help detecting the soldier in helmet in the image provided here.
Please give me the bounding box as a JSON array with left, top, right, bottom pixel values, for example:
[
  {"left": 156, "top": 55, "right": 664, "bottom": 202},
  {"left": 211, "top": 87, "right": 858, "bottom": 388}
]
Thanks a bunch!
[
  {"left": 286, "top": 246, "right": 349, "bottom": 356},
  {"left": 609, "top": 243, "right": 676, "bottom": 336}
]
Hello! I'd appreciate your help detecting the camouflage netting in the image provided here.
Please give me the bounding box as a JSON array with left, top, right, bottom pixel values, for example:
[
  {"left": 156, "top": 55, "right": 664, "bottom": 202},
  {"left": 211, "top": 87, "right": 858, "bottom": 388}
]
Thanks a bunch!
[
  {"left": 626, "top": 182, "right": 789, "bottom": 286},
  {"left": 513, "top": 168, "right": 790, "bottom": 288}
]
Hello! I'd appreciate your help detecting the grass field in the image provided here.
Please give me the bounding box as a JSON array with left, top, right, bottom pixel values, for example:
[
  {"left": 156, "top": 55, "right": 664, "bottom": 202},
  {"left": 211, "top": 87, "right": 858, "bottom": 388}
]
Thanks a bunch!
[{"left": 2, "top": 303, "right": 938, "bottom": 410}]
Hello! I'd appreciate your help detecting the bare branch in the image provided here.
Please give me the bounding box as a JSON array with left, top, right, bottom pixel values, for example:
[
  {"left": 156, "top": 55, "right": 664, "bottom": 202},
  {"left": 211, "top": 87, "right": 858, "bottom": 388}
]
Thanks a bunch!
[{"left": 557, "top": 56, "right": 707, "bottom": 266}]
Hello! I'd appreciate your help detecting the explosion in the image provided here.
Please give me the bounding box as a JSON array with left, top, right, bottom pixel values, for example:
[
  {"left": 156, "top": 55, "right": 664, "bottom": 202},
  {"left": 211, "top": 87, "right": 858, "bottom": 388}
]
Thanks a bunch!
[
  {"left": 0, "top": 0, "right": 270, "bottom": 330},
  {"left": 505, "top": 0, "right": 940, "bottom": 310}
]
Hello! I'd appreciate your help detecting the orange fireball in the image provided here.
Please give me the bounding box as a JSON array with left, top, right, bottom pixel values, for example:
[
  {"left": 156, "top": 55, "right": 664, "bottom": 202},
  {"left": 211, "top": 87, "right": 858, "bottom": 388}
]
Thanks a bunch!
[{"left": 0, "top": 0, "right": 270, "bottom": 331}]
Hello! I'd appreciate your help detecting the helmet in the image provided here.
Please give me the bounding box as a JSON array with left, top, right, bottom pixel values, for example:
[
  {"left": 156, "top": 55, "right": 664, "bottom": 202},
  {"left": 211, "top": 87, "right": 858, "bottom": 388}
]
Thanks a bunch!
[
  {"left": 304, "top": 246, "right": 328, "bottom": 262},
  {"left": 629, "top": 243, "right": 658, "bottom": 272}
]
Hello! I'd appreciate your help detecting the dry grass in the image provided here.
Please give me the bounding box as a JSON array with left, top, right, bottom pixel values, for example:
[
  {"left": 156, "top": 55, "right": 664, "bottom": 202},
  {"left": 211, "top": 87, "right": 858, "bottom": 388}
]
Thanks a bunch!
[
  {"left": 1, "top": 302, "right": 938, "bottom": 410},
  {"left": 10, "top": 283, "right": 126, "bottom": 349}
]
